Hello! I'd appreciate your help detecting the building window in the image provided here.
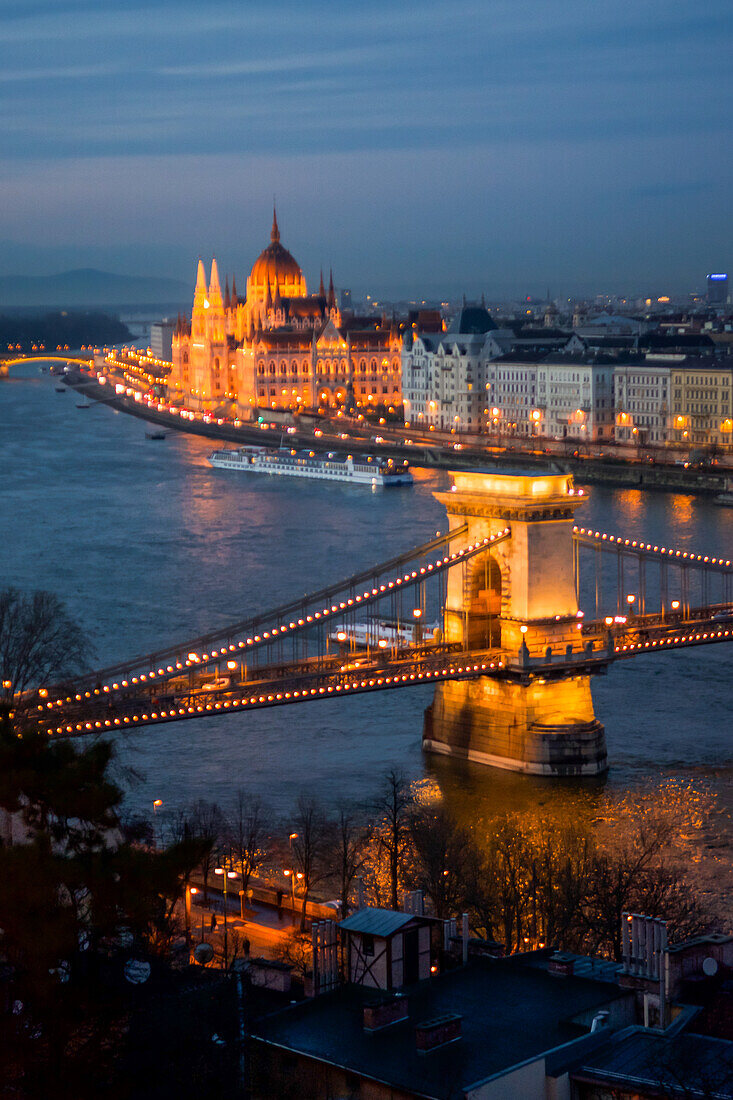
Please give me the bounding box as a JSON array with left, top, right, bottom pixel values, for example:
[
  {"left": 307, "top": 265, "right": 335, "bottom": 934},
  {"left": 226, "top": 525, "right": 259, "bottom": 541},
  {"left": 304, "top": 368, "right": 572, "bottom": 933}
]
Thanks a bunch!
[{"left": 362, "top": 934, "right": 374, "bottom": 957}]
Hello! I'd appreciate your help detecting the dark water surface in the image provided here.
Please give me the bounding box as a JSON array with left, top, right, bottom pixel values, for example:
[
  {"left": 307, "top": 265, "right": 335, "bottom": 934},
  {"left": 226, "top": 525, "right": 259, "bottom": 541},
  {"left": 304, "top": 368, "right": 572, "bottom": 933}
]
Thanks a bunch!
[{"left": 2, "top": 366, "right": 733, "bottom": 842}]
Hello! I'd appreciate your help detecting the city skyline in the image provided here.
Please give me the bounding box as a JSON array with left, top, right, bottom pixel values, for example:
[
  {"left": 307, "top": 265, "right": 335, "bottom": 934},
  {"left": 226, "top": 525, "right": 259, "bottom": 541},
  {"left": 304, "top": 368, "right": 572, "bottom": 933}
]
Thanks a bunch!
[{"left": 1, "top": 0, "right": 731, "bottom": 298}]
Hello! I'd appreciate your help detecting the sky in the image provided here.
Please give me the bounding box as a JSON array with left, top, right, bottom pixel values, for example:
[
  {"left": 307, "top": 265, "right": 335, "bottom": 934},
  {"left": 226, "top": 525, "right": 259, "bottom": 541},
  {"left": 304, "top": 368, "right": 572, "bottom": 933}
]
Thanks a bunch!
[{"left": 1, "top": 0, "right": 731, "bottom": 299}]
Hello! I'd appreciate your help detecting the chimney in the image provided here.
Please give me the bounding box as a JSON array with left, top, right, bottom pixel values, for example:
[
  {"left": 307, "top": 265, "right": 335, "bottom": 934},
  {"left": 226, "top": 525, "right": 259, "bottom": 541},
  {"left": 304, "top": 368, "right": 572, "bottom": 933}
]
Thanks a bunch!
[
  {"left": 363, "top": 995, "right": 408, "bottom": 1033},
  {"left": 549, "top": 952, "right": 576, "bottom": 978},
  {"left": 415, "top": 1014, "right": 462, "bottom": 1054}
]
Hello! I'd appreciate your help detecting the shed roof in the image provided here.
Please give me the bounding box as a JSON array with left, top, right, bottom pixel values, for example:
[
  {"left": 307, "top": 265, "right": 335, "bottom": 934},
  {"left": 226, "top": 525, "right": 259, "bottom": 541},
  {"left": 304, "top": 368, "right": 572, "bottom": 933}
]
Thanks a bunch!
[{"left": 339, "top": 908, "right": 417, "bottom": 937}]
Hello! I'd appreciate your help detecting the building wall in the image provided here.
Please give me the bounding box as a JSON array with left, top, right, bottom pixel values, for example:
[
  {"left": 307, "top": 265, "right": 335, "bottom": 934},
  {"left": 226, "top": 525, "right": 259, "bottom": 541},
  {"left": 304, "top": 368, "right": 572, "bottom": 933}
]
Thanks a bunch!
[
  {"left": 613, "top": 362, "right": 671, "bottom": 444},
  {"left": 670, "top": 363, "right": 733, "bottom": 446},
  {"left": 150, "top": 320, "right": 174, "bottom": 362},
  {"left": 468, "top": 1056, "right": 547, "bottom": 1099},
  {"left": 250, "top": 1043, "right": 418, "bottom": 1100}
]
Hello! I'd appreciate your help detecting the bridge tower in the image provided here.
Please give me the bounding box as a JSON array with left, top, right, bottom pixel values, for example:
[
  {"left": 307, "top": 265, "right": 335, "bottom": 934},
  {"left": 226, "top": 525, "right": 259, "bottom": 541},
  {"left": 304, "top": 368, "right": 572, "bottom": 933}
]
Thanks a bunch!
[{"left": 423, "top": 470, "right": 607, "bottom": 777}]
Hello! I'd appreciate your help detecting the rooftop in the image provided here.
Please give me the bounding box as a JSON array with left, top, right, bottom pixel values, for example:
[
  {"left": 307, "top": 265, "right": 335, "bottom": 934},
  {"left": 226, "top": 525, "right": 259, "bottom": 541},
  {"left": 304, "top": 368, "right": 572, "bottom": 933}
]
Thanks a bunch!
[
  {"left": 339, "top": 907, "right": 420, "bottom": 937},
  {"left": 574, "top": 1027, "right": 733, "bottom": 1098},
  {"left": 252, "top": 955, "right": 632, "bottom": 1100}
]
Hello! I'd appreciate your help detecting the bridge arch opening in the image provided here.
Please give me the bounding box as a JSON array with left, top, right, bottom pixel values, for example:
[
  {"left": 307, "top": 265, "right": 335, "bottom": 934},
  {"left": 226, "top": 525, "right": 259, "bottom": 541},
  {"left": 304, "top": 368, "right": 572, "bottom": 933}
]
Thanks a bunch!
[{"left": 466, "top": 552, "right": 502, "bottom": 649}]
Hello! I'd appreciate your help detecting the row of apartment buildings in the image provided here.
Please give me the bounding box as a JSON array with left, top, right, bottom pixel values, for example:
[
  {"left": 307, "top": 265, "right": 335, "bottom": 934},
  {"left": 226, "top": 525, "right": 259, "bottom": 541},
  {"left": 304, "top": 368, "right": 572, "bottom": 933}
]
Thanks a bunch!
[{"left": 402, "top": 307, "right": 733, "bottom": 447}]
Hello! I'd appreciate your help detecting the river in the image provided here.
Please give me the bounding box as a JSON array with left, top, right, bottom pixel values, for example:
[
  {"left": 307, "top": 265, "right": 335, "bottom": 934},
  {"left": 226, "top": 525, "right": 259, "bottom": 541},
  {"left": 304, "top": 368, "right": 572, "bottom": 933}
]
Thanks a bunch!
[{"left": 2, "top": 365, "right": 732, "bottom": 877}]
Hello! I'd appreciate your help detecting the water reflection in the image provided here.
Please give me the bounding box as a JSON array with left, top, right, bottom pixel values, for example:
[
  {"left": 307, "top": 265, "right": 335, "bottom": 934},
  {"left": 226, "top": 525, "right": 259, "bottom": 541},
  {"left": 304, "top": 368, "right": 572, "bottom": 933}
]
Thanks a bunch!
[{"left": 3, "top": 370, "right": 733, "bottom": 890}]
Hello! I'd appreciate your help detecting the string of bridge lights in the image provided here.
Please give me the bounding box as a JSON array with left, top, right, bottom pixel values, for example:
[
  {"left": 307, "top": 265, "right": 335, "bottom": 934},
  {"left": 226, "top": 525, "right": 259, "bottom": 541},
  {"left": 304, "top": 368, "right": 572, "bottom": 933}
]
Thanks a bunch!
[
  {"left": 40, "top": 528, "right": 512, "bottom": 713},
  {"left": 573, "top": 526, "right": 733, "bottom": 568},
  {"left": 51, "top": 658, "right": 503, "bottom": 736},
  {"left": 615, "top": 627, "right": 732, "bottom": 655}
]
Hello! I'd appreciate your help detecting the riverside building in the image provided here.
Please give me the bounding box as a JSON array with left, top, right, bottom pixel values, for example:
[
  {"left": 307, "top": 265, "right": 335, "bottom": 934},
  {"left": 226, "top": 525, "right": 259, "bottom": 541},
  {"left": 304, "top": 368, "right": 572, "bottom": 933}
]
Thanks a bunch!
[
  {"left": 613, "top": 359, "right": 672, "bottom": 445},
  {"left": 402, "top": 306, "right": 497, "bottom": 431},
  {"left": 669, "top": 357, "right": 733, "bottom": 446},
  {"left": 169, "top": 211, "right": 403, "bottom": 417}
]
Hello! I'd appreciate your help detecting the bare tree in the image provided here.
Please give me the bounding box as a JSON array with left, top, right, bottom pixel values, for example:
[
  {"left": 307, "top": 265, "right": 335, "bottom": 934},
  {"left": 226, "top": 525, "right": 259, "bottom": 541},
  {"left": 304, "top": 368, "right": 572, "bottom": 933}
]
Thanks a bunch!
[
  {"left": 291, "top": 796, "right": 329, "bottom": 931},
  {"left": 227, "top": 790, "right": 266, "bottom": 913},
  {"left": 325, "top": 805, "right": 368, "bottom": 919},
  {"left": 580, "top": 808, "right": 706, "bottom": 960},
  {"left": 407, "top": 802, "right": 476, "bottom": 921},
  {"left": 371, "top": 770, "right": 415, "bottom": 910},
  {"left": 190, "top": 799, "right": 226, "bottom": 904},
  {"left": 0, "top": 588, "right": 90, "bottom": 705}
]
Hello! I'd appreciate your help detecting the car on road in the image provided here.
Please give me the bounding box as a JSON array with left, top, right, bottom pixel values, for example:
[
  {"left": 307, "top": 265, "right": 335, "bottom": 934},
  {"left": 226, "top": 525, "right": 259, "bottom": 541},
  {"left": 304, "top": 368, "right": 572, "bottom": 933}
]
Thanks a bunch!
[{"left": 712, "top": 609, "right": 733, "bottom": 622}]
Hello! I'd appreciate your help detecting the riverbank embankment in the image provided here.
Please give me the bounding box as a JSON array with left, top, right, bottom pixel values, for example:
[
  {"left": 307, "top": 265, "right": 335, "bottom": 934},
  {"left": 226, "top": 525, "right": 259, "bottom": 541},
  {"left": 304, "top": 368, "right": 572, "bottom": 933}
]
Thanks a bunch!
[{"left": 62, "top": 368, "right": 730, "bottom": 496}]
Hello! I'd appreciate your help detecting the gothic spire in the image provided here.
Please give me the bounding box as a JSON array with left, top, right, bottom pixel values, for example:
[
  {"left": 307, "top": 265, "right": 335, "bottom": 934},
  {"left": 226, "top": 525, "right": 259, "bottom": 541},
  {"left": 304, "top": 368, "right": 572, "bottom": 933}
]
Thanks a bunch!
[
  {"left": 318, "top": 269, "right": 326, "bottom": 297},
  {"left": 231, "top": 274, "right": 238, "bottom": 303},
  {"left": 271, "top": 206, "right": 280, "bottom": 243},
  {"left": 327, "top": 268, "right": 336, "bottom": 309},
  {"left": 223, "top": 276, "right": 230, "bottom": 310},
  {"left": 195, "top": 258, "right": 206, "bottom": 292},
  {"left": 208, "top": 258, "right": 224, "bottom": 313}
]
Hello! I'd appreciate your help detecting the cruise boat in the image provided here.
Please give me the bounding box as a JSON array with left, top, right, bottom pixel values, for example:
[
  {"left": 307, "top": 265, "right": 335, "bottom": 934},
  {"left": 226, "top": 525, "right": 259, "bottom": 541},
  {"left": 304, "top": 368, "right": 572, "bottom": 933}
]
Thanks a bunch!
[{"left": 208, "top": 445, "right": 413, "bottom": 487}]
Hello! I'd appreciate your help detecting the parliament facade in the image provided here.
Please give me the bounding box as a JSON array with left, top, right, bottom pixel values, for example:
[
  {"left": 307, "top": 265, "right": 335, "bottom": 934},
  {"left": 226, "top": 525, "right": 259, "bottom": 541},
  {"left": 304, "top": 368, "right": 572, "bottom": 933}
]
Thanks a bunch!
[{"left": 169, "top": 212, "right": 403, "bottom": 416}]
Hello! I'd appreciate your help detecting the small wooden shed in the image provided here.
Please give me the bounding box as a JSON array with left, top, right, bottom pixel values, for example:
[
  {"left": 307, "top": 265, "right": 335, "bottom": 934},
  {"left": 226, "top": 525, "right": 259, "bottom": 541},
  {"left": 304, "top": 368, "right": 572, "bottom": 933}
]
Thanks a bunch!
[{"left": 339, "top": 908, "right": 432, "bottom": 990}]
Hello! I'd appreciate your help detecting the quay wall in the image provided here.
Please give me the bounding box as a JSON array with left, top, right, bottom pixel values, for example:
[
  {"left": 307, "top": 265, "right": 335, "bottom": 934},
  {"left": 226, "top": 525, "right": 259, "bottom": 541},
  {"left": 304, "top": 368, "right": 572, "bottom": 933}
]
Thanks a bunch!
[{"left": 62, "top": 369, "right": 729, "bottom": 497}]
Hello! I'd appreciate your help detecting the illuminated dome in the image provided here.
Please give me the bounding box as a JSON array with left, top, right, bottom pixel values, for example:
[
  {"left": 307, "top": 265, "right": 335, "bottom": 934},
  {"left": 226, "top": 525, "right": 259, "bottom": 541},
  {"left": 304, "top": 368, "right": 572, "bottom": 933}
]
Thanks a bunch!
[{"left": 248, "top": 209, "right": 306, "bottom": 295}]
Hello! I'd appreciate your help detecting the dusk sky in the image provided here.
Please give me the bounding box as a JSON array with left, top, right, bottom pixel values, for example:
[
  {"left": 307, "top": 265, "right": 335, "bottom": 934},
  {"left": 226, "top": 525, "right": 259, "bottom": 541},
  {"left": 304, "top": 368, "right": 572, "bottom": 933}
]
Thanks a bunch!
[{"left": 2, "top": 0, "right": 731, "bottom": 299}]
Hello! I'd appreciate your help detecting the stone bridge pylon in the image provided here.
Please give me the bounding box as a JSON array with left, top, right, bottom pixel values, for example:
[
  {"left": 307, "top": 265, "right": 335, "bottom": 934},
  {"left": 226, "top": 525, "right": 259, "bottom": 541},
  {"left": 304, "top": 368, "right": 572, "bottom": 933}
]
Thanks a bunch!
[{"left": 423, "top": 470, "right": 608, "bottom": 777}]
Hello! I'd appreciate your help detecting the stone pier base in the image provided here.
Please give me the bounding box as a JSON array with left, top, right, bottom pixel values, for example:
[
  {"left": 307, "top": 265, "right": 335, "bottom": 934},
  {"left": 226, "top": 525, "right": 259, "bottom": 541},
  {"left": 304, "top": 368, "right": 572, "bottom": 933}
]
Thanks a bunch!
[{"left": 423, "top": 676, "right": 607, "bottom": 777}]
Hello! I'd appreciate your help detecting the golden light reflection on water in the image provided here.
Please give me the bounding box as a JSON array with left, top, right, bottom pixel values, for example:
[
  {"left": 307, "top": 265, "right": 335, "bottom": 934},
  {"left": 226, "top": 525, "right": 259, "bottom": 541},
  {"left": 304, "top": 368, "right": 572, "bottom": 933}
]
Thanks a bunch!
[
  {"left": 615, "top": 488, "right": 645, "bottom": 522},
  {"left": 670, "top": 493, "right": 695, "bottom": 530},
  {"left": 416, "top": 757, "right": 733, "bottom": 910}
]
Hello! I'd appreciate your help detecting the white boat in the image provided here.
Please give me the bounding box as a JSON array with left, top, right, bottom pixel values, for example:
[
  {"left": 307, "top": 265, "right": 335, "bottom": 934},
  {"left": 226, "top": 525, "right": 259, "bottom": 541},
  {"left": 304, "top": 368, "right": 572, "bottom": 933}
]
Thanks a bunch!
[
  {"left": 715, "top": 477, "right": 733, "bottom": 506},
  {"left": 329, "top": 618, "right": 439, "bottom": 647},
  {"left": 208, "top": 445, "right": 413, "bottom": 487}
]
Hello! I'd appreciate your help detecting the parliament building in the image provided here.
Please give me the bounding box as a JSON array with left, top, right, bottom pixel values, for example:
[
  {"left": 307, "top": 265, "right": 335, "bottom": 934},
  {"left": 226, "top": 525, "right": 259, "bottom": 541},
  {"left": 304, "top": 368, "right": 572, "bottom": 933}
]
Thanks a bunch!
[{"left": 169, "top": 211, "right": 403, "bottom": 416}]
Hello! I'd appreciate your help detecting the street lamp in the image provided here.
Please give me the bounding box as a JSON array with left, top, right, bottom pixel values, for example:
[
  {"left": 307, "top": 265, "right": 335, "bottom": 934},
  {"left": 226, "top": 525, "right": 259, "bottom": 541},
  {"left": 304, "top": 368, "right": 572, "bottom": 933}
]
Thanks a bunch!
[
  {"left": 283, "top": 868, "right": 295, "bottom": 910},
  {"left": 214, "top": 866, "right": 238, "bottom": 971},
  {"left": 152, "top": 799, "right": 163, "bottom": 847},
  {"left": 185, "top": 884, "right": 199, "bottom": 949},
  {"left": 283, "top": 868, "right": 303, "bottom": 914}
]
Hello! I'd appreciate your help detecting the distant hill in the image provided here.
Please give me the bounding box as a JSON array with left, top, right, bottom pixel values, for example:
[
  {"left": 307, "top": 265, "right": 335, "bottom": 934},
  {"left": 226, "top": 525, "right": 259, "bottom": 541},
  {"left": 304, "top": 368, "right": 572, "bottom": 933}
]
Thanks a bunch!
[
  {"left": 0, "top": 311, "right": 132, "bottom": 351},
  {"left": 0, "top": 268, "right": 189, "bottom": 308}
]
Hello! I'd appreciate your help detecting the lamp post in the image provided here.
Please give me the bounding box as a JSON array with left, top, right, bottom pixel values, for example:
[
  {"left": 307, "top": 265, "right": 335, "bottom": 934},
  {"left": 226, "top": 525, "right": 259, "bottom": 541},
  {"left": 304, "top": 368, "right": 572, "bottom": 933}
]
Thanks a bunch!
[
  {"left": 184, "top": 884, "right": 198, "bottom": 950},
  {"left": 214, "top": 866, "right": 238, "bottom": 971},
  {"left": 283, "top": 869, "right": 303, "bottom": 916}
]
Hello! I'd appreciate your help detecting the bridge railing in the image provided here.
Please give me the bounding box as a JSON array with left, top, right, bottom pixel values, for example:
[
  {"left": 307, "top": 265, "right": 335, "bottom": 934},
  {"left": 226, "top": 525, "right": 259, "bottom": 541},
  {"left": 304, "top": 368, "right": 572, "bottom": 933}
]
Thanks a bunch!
[
  {"left": 573, "top": 526, "right": 733, "bottom": 621},
  {"left": 41, "top": 527, "right": 512, "bottom": 715}
]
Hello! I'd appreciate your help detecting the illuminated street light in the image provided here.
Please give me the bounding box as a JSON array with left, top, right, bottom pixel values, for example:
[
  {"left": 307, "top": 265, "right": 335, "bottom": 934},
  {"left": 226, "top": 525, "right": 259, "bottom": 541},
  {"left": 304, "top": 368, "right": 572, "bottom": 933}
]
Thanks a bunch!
[
  {"left": 626, "top": 594, "right": 636, "bottom": 606},
  {"left": 412, "top": 609, "right": 422, "bottom": 619},
  {"left": 214, "top": 866, "right": 238, "bottom": 970}
]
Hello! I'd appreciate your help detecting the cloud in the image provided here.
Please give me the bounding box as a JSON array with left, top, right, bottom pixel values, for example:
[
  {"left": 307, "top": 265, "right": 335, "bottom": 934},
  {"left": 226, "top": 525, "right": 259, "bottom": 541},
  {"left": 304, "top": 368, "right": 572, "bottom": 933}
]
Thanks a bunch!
[{"left": 0, "top": 0, "right": 731, "bottom": 294}]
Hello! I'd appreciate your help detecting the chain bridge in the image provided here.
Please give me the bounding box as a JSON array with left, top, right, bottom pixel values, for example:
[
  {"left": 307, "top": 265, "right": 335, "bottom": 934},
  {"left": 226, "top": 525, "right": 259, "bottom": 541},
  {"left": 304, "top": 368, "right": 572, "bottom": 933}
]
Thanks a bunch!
[
  {"left": 0, "top": 355, "right": 94, "bottom": 377},
  {"left": 27, "top": 470, "right": 733, "bottom": 778}
]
